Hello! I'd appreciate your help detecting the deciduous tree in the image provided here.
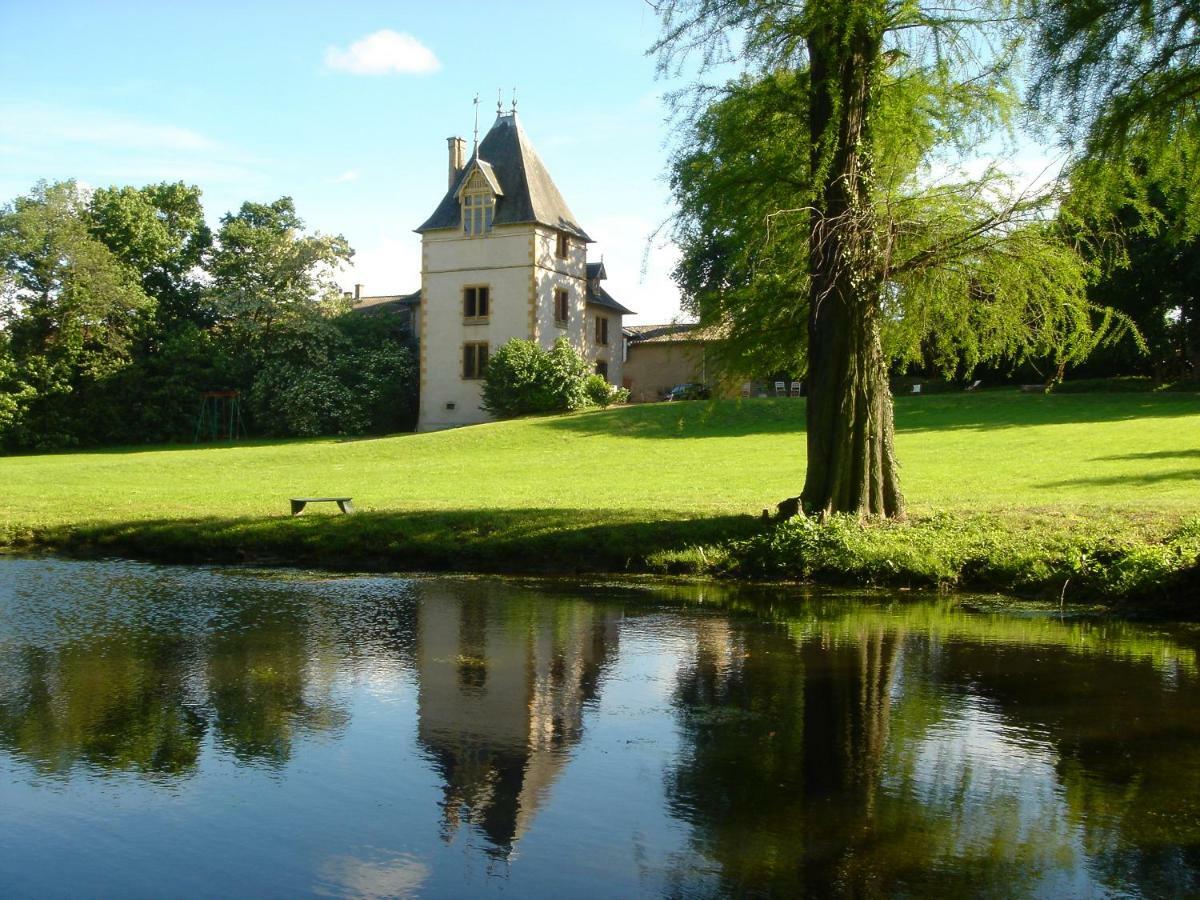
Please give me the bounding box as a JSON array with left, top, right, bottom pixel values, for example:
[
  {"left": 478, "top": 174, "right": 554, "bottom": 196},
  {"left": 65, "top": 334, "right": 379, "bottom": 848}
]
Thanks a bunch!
[{"left": 655, "top": 1, "right": 1119, "bottom": 518}]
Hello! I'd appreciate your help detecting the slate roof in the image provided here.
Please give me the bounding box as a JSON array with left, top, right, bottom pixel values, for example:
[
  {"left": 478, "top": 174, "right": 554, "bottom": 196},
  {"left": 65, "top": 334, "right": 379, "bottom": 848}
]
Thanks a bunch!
[
  {"left": 351, "top": 290, "right": 421, "bottom": 317},
  {"left": 586, "top": 281, "right": 635, "bottom": 316},
  {"left": 624, "top": 322, "right": 726, "bottom": 343},
  {"left": 417, "top": 113, "right": 590, "bottom": 240}
]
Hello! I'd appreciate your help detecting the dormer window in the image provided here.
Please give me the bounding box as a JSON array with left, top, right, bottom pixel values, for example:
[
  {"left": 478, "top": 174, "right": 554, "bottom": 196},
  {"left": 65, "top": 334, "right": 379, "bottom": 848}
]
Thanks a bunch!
[
  {"left": 457, "top": 165, "right": 501, "bottom": 236},
  {"left": 463, "top": 191, "right": 494, "bottom": 235}
]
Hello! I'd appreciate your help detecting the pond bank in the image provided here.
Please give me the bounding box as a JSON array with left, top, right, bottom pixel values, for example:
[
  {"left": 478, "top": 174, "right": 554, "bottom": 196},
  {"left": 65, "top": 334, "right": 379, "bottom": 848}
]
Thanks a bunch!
[{"left": 5, "top": 507, "right": 1197, "bottom": 616}]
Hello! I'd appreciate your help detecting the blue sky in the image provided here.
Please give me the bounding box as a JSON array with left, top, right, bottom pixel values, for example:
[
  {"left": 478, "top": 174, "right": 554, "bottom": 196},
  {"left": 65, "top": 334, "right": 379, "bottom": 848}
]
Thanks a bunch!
[{"left": 0, "top": 0, "right": 689, "bottom": 322}]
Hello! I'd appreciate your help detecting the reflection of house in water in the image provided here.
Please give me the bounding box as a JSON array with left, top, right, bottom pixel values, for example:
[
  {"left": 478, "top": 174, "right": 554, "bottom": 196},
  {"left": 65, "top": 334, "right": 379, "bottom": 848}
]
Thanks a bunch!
[{"left": 414, "top": 583, "right": 620, "bottom": 858}]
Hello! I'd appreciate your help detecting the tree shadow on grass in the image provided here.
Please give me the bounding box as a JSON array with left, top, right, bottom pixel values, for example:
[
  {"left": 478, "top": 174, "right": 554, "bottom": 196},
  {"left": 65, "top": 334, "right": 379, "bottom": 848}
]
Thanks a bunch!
[
  {"left": 1095, "top": 449, "right": 1200, "bottom": 462},
  {"left": 543, "top": 395, "right": 1200, "bottom": 441},
  {"left": 33, "top": 508, "right": 765, "bottom": 575},
  {"left": 1037, "top": 469, "right": 1200, "bottom": 490}
]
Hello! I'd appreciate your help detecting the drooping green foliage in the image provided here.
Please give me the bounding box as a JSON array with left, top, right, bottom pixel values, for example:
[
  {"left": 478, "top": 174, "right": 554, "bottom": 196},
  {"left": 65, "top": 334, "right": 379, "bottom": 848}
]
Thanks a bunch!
[
  {"left": 1032, "top": 0, "right": 1200, "bottom": 231},
  {"left": 482, "top": 337, "right": 594, "bottom": 418},
  {"left": 1063, "top": 164, "right": 1200, "bottom": 379},
  {"left": 669, "top": 57, "right": 1116, "bottom": 386},
  {"left": 654, "top": 0, "right": 1138, "bottom": 518}
]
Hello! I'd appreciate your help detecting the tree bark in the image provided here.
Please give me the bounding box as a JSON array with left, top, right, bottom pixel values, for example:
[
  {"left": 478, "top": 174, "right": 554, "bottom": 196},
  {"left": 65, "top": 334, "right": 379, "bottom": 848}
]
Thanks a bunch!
[{"left": 800, "top": 15, "right": 905, "bottom": 520}]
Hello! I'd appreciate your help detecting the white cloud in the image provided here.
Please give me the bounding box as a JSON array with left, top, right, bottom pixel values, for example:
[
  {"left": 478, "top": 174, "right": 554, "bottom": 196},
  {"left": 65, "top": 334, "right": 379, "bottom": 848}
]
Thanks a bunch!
[
  {"left": 324, "top": 30, "right": 441, "bottom": 76},
  {"left": 334, "top": 169, "right": 361, "bottom": 183}
]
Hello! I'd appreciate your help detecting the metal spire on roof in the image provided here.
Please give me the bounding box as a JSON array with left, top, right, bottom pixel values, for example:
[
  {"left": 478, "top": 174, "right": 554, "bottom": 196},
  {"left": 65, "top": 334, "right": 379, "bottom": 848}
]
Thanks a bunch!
[
  {"left": 497, "top": 88, "right": 503, "bottom": 116},
  {"left": 472, "top": 93, "right": 480, "bottom": 155},
  {"left": 511, "top": 87, "right": 518, "bottom": 114}
]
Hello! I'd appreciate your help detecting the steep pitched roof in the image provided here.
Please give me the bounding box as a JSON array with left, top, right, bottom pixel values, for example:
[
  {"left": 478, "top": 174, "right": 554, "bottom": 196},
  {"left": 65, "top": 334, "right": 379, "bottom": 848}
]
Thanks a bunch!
[
  {"left": 417, "top": 113, "right": 590, "bottom": 240},
  {"left": 586, "top": 282, "right": 635, "bottom": 316}
]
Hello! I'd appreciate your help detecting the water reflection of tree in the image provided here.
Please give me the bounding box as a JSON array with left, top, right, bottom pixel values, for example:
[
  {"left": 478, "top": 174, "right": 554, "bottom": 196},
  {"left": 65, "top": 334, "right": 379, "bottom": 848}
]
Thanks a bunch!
[
  {"left": 934, "top": 640, "right": 1200, "bottom": 897},
  {"left": 667, "top": 619, "right": 901, "bottom": 896},
  {"left": 0, "top": 571, "right": 359, "bottom": 778},
  {"left": 205, "top": 602, "right": 349, "bottom": 767},
  {"left": 414, "top": 582, "right": 621, "bottom": 859},
  {"left": 0, "top": 635, "right": 205, "bottom": 776},
  {"left": 664, "top": 596, "right": 1200, "bottom": 897}
]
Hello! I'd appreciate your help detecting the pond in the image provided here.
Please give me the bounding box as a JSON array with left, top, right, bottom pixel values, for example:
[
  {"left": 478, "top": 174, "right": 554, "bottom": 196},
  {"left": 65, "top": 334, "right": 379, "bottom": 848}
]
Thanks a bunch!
[{"left": 1, "top": 558, "right": 1198, "bottom": 898}]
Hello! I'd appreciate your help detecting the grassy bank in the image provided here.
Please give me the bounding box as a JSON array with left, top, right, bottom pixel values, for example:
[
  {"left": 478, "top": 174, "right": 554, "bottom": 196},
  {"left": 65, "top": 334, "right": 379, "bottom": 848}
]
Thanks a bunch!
[{"left": 2, "top": 392, "right": 1198, "bottom": 608}]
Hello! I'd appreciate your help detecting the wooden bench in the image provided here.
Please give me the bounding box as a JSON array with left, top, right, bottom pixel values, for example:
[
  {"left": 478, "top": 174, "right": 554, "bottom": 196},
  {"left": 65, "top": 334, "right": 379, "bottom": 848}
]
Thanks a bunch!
[{"left": 290, "top": 497, "right": 354, "bottom": 516}]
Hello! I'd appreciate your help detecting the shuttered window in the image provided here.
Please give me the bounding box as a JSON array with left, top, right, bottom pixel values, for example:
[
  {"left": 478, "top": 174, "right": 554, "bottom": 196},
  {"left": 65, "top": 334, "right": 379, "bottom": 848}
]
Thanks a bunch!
[
  {"left": 554, "top": 289, "right": 569, "bottom": 325},
  {"left": 595, "top": 315, "right": 608, "bottom": 345}
]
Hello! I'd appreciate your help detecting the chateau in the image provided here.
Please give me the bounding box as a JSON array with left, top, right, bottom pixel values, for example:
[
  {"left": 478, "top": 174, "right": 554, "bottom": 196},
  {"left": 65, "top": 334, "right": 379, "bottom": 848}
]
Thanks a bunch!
[{"left": 413, "top": 108, "right": 633, "bottom": 431}]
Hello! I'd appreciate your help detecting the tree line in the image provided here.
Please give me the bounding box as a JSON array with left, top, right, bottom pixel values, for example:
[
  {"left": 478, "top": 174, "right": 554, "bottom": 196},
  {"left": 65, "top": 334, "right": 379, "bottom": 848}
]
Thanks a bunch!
[{"left": 0, "top": 181, "right": 416, "bottom": 450}]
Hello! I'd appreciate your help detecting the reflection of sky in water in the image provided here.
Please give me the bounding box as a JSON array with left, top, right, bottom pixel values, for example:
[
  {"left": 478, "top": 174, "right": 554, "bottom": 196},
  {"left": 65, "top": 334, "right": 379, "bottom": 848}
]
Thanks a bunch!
[{"left": 0, "top": 559, "right": 1197, "bottom": 897}]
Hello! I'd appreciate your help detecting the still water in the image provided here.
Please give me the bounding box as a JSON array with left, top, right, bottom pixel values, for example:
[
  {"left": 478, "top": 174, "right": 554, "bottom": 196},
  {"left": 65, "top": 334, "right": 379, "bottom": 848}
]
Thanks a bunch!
[{"left": 1, "top": 559, "right": 1198, "bottom": 898}]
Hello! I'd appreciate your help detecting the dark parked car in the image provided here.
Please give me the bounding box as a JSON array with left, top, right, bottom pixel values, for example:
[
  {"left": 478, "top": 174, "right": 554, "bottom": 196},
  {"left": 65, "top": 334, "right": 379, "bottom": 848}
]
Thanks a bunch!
[{"left": 664, "top": 383, "right": 710, "bottom": 401}]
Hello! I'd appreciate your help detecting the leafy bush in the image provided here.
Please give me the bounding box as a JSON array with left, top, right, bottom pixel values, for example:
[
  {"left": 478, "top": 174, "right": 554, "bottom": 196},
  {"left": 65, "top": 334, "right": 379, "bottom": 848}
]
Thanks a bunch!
[
  {"left": 584, "top": 374, "right": 629, "bottom": 407},
  {"left": 483, "top": 338, "right": 594, "bottom": 417},
  {"left": 249, "top": 361, "right": 365, "bottom": 437}
]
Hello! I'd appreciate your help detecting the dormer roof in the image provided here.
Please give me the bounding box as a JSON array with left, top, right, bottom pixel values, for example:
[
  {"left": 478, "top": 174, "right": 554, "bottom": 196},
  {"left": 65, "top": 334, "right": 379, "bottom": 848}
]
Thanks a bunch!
[
  {"left": 417, "top": 112, "right": 591, "bottom": 240},
  {"left": 454, "top": 159, "right": 503, "bottom": 199}
]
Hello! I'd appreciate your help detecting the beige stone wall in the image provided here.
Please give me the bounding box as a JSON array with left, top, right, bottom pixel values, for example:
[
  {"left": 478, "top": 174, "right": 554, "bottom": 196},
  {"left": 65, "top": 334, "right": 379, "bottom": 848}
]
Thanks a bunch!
[
  {"left": 622, "top": 341, "right": 711, "bottom": 402},
  {"left": 531, "top": 226, "right": 586, "bottom": 350},
  {"left": 418, "top": 223, "right": 612, "bottom": 431},
  {"left": 583, "top": 308, "right": 623, "bottom": 386},
  {"left": 418, "top": 224, "right": 538, "bottom": 431}
]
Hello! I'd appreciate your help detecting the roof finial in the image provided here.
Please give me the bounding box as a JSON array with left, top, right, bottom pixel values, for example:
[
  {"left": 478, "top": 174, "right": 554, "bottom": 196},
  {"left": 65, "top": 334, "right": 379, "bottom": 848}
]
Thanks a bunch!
[
  {"left": 497, "top": 88, "right": 503, "bottom": 116},
  {"left": 472, "top": 93, "right": 480, "bottom": 154},
  {"left": 511, "top": 87, "right": 518, "bottom": 114}
]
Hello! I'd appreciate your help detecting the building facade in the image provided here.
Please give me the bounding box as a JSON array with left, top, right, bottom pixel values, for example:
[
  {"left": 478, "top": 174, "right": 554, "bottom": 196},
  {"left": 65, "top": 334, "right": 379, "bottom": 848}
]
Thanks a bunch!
[{"left": 415, "top": 110, "right": 632, "bottom": 431}]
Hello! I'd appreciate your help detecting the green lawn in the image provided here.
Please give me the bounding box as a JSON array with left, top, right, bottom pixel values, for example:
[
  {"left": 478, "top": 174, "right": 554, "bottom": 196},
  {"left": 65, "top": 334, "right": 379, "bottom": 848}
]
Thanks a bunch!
[
  {"left": 2, "top": 392, "right": 1198, "bottom": 590},
  {"left": 4, "top": 392, "right": 1198, "bottom": 523}
]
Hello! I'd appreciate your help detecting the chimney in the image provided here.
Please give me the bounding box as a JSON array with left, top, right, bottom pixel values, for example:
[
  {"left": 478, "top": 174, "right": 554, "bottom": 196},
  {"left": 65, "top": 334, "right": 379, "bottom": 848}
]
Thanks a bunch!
[
  {"left": 447, "top": 136, "right": 466, "bottom": 189},
  {"left": 354, "top": 283, "right": 363, "bottom": 300}
]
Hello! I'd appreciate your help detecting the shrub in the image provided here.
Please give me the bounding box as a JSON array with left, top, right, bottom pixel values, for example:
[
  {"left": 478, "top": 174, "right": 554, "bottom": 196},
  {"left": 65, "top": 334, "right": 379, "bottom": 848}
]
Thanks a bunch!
[
  {"left": 483, "top": 337, "right": 594, "bottom": 417},
  {"left": 248, "top": 361, "right": 365, "bottom": 436},
  {"left": 584, "top": 374, "right": 629, "bottom": 407}
]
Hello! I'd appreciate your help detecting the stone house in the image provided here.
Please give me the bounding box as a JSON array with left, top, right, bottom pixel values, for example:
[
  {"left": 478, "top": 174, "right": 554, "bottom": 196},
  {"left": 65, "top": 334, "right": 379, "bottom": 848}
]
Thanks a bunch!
[
  {"left": 623, "top": 322, "right": 732, "bottom": 401},
  {"left": 412, "top": 109, "right": 634, "bottom": 431}
]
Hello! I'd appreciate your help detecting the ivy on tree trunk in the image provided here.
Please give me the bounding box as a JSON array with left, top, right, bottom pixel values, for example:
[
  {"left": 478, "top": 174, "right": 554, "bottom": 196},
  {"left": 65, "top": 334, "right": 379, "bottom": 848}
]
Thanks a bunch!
[{"left": 801, "top": 13, "right": 904, "bottom": 519}]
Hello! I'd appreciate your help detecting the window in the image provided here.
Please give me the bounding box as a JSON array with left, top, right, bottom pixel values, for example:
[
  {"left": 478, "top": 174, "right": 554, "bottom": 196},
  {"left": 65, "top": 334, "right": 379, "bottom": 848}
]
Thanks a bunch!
[
  {"left": 462, "top": 342, "right": 489, "bottom": 379},
  {"left": 463, "top": 286, "right": 489, "bottom": 320},
  {"left": 554, "top": 289, "right": 569, "bottom": 326},
  {"left": 595, "top": 315, "right": 609, "bottom": 345},
  {"left": 556, "top": 232, "right": 570, "bottom": 259},
  {"left": 595, "top": 360, "right": 609, "bottom": 380},
  {"left": 462, "top": 191, "right": 495, "bottom": 236}
]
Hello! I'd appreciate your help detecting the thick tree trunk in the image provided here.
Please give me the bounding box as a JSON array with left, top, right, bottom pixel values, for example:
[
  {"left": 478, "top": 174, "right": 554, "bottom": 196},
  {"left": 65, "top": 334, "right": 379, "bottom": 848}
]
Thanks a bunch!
[{"left": 800, "top": 17, "right": 905, "bottom": 520}]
